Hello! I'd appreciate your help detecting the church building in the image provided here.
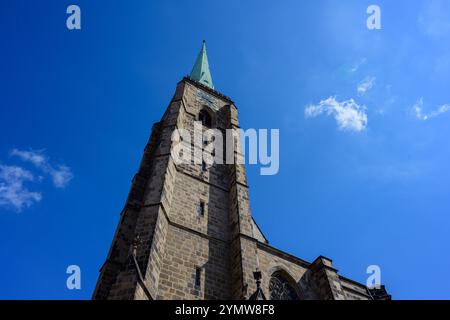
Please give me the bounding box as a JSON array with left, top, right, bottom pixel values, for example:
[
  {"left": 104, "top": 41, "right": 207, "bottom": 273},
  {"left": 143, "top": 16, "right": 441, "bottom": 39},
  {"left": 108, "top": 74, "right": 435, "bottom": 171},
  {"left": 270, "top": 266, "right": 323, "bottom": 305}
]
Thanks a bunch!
[{"left": 92, "top": 41, "right": 390, "bottom": 300}]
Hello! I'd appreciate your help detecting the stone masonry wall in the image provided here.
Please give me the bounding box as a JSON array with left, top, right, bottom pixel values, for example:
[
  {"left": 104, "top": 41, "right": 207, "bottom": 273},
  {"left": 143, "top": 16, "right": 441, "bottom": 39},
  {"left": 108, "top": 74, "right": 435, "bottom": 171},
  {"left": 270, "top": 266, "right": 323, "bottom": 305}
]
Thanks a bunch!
[{"left": 93, "top": 77, "right": 378, "bottom": 300}]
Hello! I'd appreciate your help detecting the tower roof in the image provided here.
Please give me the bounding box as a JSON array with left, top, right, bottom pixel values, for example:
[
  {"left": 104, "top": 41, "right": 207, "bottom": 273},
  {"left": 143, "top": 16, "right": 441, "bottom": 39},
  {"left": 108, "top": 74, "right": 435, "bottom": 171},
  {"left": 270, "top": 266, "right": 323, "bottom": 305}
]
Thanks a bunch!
[{"left": 190, "top": 41, "right": 214, "bottom": 89}]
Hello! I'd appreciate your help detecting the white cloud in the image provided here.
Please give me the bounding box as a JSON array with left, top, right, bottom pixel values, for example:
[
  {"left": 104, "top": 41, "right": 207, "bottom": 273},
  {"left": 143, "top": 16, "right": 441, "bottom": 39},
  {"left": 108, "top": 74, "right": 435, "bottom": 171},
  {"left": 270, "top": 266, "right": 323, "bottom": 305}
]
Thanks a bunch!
[
  {"left": 413, "top": 98, "right": 450, "bottom": 121},
  {"left": 49, "top": 165, "right": 73, "bottom": 188},
  {"left": 0, "top": 165, "right": 42, "bottom": 212},
  {"left": 10, "top": 149, "right": 73, "bottom": 188},
  {"left": 305, "top": 97, "right": 368, "bottom": 132},
  {"left": 357, "top": 76, "right": 376, "bottom": 95}
]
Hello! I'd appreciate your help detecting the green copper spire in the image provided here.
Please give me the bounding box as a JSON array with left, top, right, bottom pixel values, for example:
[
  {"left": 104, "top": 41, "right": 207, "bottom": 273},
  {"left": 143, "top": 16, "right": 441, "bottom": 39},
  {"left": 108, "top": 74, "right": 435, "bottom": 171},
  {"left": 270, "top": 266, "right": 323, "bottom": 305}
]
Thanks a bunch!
[{"left": 190, "top": 40, "right": 214, "bottom": 89}]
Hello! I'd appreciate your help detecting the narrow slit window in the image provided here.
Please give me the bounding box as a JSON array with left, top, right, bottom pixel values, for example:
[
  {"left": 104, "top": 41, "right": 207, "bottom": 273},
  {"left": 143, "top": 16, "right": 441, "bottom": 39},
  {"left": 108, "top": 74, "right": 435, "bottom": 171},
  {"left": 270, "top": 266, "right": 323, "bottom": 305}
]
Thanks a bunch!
[
  {"left": 197, "top": 201, "right": 205, "bottom": 217},
  {"left": 195, "top": 267, "right": 201, "bottom": 287}
]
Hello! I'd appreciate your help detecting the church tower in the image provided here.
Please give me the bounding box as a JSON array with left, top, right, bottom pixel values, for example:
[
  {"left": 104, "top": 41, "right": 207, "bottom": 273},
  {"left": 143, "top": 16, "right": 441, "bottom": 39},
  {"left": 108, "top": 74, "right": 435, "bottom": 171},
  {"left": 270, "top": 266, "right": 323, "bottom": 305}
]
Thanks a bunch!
[{"left": 93, "top": 42, "right": 390, "bottom": 300}]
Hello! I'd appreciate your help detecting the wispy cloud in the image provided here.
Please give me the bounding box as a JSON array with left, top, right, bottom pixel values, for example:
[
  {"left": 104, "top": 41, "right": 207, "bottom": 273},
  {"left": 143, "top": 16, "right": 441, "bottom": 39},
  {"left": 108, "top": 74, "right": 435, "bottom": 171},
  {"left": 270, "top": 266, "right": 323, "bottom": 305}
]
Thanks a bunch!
[
  {"left": 413, "top": 98, "right": 450, "bottom": 121},
  {"left": 349, "top": 58, "right": 367, "bottom": 73},
  {"left": 10, "top": 149, "right": 73, "bottom": 188},
  {"left": 0, "top": 165, "right": 42, "bottom": 212},
  {"left": 357, "top": 162, "right": 422, "bottom": 182},
  {"left": 305, "top": 97, "right": 368, "bottom": 132},
  {"left": 357, "top": 76, "right": 376, "bottom": 95},
  {"left": 0, "top": 149, "right": 73, "bottom": 212}
]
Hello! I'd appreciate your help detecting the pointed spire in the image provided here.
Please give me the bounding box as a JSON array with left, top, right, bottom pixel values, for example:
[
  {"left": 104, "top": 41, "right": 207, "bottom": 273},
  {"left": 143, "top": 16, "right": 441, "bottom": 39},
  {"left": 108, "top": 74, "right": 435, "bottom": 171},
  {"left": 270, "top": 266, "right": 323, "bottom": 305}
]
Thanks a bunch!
[{"left": 190, "top": 40, "right": 215, "bottom": 89}]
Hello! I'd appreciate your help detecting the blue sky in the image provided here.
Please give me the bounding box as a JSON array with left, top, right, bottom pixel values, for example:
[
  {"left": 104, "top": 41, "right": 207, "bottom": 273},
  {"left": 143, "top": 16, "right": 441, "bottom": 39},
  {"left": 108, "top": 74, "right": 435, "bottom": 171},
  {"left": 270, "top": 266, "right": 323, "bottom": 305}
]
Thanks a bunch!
[{"left": 1, "top": 0, "right": 449, "bottom": 299}]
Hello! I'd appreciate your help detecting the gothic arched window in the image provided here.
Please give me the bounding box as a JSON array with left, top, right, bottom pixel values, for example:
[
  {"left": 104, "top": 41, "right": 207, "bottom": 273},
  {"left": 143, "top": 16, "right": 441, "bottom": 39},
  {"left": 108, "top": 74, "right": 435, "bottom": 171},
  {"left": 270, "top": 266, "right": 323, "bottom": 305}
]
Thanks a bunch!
[
  {"left": 199, "top": 109, "right": 212, "bottom": 128},
  {"left": 269, "top": 272, "right": 300, "bottom": 300}
]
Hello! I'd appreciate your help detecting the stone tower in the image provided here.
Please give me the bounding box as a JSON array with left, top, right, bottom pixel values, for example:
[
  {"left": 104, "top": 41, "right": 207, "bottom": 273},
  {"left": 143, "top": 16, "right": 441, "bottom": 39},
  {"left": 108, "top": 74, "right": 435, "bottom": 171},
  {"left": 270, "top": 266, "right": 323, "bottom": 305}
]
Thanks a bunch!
[{"left": 93, "top": 42, "right": 390, "bottom": 300}]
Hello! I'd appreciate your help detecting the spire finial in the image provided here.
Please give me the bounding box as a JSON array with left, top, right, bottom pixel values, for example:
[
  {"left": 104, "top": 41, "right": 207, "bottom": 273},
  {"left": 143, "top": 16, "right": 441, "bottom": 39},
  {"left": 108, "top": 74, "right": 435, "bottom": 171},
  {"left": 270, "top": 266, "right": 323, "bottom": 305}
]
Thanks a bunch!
[{"left": 190, "top": 41, "right": 214, "bottom": 89}]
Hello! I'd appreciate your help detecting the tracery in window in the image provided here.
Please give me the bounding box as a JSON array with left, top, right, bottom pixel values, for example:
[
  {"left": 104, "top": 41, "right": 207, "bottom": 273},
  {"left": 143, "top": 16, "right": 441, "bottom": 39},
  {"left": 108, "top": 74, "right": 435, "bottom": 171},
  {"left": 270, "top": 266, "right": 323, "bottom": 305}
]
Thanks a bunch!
[{"left": 269, "top": 272, "right": 299, "bottom": 300}]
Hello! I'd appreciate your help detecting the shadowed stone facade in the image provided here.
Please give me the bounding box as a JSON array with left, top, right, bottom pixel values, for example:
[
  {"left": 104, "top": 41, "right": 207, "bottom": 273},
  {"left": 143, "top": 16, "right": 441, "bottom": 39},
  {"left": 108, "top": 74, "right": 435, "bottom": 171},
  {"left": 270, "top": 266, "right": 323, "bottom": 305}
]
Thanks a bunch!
[{"left": 93, "top": 49, "right": 390, "bottom": 300}]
